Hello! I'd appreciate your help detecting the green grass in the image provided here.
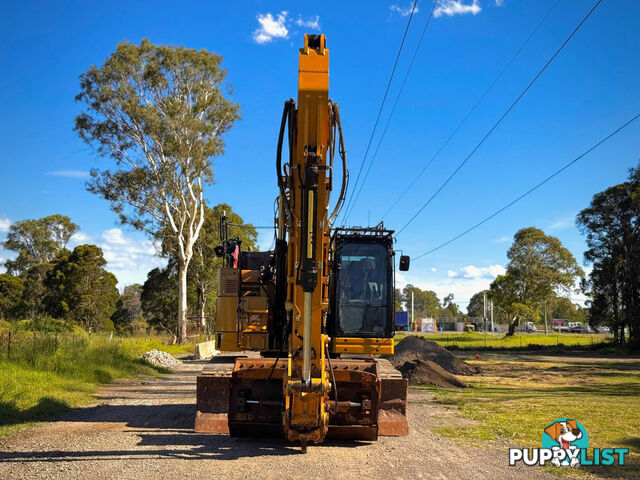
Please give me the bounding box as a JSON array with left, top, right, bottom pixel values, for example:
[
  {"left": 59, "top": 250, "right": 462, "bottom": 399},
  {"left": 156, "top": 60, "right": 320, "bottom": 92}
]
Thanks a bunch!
[
  {"left": 425, "top": 356, "right": 640, "bottom": 478},
  {"left": 0, "top": 333, "right": 191, "bottom": 437},
  {"left": 395, "top": 331, "right": 613, "bottom": 351}
]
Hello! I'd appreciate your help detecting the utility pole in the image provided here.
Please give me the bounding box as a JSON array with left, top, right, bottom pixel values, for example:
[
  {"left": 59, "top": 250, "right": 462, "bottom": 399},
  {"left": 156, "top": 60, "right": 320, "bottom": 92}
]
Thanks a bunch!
[
  {"left": 490, "top": 300, "right": 494, "bottom": 333},
  {"left": 411, "top": 291, "right": 415, "bottom": 332},
  {"left": 483, "top": 292, "right": 487, "bottom": 332}
]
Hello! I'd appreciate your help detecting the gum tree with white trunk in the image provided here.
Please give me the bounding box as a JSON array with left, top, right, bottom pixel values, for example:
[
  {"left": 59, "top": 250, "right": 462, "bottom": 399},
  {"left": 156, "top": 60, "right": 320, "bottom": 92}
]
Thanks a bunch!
[{"left": 74, "top": 39, "right": 240, "bottom": 343}]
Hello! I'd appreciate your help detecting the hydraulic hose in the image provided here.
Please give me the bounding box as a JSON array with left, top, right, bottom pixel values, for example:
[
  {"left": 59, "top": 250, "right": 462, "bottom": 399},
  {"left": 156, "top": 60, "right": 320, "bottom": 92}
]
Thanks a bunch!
[
  {"left": 328, "top": 102, "right": 348, "bottom": 225},
  {"left": 277, "top": 99, "right": 295, "bottom": 227}
]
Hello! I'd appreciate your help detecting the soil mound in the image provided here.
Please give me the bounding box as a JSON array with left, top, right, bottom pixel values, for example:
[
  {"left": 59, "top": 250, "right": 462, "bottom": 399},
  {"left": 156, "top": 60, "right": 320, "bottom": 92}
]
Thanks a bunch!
[
  {"left": 398, "top": 360, "right": 467, "bottom": 387},
  {"left": 389, "top": 336, "right": 480, "bottom": 376}
]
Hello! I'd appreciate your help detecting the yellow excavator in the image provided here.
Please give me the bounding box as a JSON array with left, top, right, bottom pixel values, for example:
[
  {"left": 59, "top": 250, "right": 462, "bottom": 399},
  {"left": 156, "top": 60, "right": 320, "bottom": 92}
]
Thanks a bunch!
[{"left": 195, "top": 33, "right": 410, "bottom": 452}]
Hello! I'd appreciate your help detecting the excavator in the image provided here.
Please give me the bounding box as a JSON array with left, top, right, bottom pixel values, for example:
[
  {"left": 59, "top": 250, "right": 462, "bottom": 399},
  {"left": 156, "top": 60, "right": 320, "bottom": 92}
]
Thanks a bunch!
[{"left": 194, "top": 33, "right": 410, "bottom": 452}]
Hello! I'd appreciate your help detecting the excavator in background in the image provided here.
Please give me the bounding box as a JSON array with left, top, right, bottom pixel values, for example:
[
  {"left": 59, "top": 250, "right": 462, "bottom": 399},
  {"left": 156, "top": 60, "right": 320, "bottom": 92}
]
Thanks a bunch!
[{"left": 195, "top": 33, "right": 410, "bottom": 452}]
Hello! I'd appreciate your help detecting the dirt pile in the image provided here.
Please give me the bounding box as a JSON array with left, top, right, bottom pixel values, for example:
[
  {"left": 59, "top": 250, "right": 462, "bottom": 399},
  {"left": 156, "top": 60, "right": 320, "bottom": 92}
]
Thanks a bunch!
[
  {"left": 397, "top": 360, "right": 468, "bottom": 387},
  {"left": 141, "top": 349, "right": 181, "bottom": 369},
  {"left": 389, "top": 336, "right": 480, "bottom": 376}
]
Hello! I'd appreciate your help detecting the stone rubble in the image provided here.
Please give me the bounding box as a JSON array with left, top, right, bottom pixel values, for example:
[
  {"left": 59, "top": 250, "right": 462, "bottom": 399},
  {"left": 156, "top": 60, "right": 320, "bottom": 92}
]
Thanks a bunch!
[{"left": 140, "top": 349, "right": 181, "bottom": 369}]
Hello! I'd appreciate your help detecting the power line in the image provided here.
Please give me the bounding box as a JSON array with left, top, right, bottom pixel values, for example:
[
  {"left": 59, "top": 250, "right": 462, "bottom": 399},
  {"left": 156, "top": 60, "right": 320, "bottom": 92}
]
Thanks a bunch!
[
  {"left": 340, "top": 0, "right": 418, "bottom": 225},
  {"left": 395, "top": 0, "right": 603, "bottom": 237},
  {"left": 381, "top": 0, "right": 562, "bottom": 220},
  {"left": 411, "top": 112, "right": 640, "bottom": 260},
  {"left": 343, "top": 0, "right": 438, "bottom": 223}
]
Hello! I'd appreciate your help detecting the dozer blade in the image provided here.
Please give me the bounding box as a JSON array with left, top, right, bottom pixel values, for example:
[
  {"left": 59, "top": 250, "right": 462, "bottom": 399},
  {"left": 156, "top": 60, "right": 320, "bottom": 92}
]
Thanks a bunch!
[
  {"left": 194, "top": 356, "right": 238, "bottom": 434},
  {"left": 376, "top": 358, "right": 409, "bottom": 436},
  {"left": 194, "top": 357, "right": 408, "bottom": 440}
]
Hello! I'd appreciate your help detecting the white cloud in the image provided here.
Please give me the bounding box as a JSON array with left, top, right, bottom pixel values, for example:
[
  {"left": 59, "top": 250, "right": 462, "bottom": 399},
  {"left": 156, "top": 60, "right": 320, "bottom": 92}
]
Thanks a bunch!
[
  {"left": 295, "top": 15, "right": 321, "bottom": 30},
  {"left": 69, "top": 231, "right": 91, "bottom": 245},
  {"left": 0, "top": 217, "right": 10, "bottom": 233},
  {"left": 434, "top": 0, "right": 481, "bottom": 18},
  {"left": 548, "top": 212, "right": 577, "bottom": 231},
  {"left": 448, "top": 264, "right": 506, "bottom": 279},
  {"left": 253, "top": 11, "right": 289, "bottom": 44},
  {"left": 390, "top": 2, "right": 419, "bottom": 16},
  {"left": 431, "top": 267, "right": 437, "bottom": 272},
  {"left": 396, "top": 272, "right": 498, "bottom": 306},
  {"left": 46, "top": 170, "right": 90, "bottom": 179},
  {"left": 494, "top": 235, "right": 511, "bottom": 244},
  {"left": 495, "top": 0, "right": 505, "bottom": 5},
  {"left": 93, "top": 228, "right": 165, "bottom": 287}
]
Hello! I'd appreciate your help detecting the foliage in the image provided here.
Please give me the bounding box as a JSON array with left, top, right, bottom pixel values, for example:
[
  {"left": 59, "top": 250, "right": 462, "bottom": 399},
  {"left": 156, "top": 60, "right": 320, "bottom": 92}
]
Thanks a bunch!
[
  {"left": 2, "top": 215, "right": 78, "bottom": 275},
  {"left": 577, "top": 163, "right": 640, "bottom": 345},
  {"left": 12, "top": 316, "right": 73, "bottom": 333},
  {"left": 0, "top": 274, "right": 24, "bottom": 319},
  {"left": 401, "top": 284, "right": 441, "bottom": 319},
  {"left": 467, "top": 290, "right": 489, "bottom": 318},
  {"left": 0, "top": 333, "right": 183, "bottom": 437},
  {"left": 74, "top": 38, "right": 240, "bottom": 343},
  {"left": 111, "top": 284, "right": 144, "bottom": 333},
  {"left": 394, "top": 288, "right": 402, "bottom": 311},
  {"left": 19, "top": 262, "right": 57, "bottom": 319},
  {"left": 140, "top": 266, "right": 179, "bottom": 335},
  {"left": 442, "top": 293, "right": 462, "bottom": 318},
  {"left": 45, "top": 245, "right": 119, "bottom": 332},
  {"left": 490, "top": 227, "right": 582, "bottom": 336}
]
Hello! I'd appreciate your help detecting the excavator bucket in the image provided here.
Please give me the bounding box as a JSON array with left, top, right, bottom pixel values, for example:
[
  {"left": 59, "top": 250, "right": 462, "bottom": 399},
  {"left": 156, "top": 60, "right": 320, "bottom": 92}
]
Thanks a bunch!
[{"left": 195, "top": 357, "right": 408, "bottom": 439}]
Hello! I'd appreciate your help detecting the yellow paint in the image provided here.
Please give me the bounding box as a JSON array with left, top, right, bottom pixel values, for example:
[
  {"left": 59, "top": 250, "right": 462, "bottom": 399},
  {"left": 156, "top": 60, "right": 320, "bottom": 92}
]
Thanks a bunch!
[{"left": 332, "top": 337, "right": 395, "bottom": 355}]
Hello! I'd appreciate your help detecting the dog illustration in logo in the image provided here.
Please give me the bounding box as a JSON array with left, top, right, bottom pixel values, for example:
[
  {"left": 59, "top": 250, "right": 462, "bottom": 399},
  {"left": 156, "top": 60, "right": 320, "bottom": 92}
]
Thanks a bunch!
[{"left": 544, "top": 419, "right": 583, "bottom": 467}]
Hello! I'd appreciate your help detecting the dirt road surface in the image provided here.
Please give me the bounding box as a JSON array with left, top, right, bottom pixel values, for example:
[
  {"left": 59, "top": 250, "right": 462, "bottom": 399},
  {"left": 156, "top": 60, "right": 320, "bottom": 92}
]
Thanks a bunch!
[{"left": 0, "top": 360, "right": 563, "bottom": 480}]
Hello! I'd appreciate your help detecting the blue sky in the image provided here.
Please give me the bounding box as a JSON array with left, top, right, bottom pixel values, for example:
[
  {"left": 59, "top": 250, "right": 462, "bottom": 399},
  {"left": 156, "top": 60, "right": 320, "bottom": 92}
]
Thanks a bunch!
[{"left": 1, "top": 0, "right": 639, "bottom": 308}]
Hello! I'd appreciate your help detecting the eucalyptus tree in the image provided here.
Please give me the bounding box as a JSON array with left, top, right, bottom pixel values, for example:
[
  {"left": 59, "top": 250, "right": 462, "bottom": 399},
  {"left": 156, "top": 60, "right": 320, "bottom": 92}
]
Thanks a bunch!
[
  {"left": 577, "top": 164, "right": 640, "bottom": 343},
  {"left": 490, "top": 227, "right": 583, "bottom": 336},
  {"left": 74, "top": 39, "right": 240, "bottom": 342},
  {"left": 2, "top": 214, "right": 78, "bottom": 274}
]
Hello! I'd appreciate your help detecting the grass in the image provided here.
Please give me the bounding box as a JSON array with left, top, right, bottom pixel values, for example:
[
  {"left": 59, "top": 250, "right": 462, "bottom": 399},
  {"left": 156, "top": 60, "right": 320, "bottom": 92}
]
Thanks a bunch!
[
  {"left": 395, "top": 331, "right": 614, "bottom": 351},
  {"left": 0, "top": 333, "right": 193, "bottom": 437},
  {"left": 424, "top": 355, "right": 640, "bottom": 478}
]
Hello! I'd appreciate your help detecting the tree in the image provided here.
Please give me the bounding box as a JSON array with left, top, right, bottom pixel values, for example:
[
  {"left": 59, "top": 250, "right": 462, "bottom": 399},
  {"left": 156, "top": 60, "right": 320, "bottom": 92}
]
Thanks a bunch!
[
  {"left": 467, "top": 290, "right": 489, "bottom": 318},
  {"left": 442, "top": 293, "right": 461, "bottom": 318},
  {"left": 490, "top": 227, "right": 583, "bottom": 336},
  {"left": 20, "top": 262, "right": 58, "bottom": 319},
  {"left": 112, "top": 283, "right": 144, "bottom": 332},
  {"left": 394, "top": 288, "right": 403, "bottom": 312},
  {"left": 0, "top": 274, "right": 24, "bottom": 319},
  {"left": 141, "top": 266, "right": 178, "bottom": 336},
  {"left": 401, "top": 285, "right": 441, "bottom": 319},
  {"left": 74, "top": 39, "right": 240, "bottom": 343},
  {"left": 46, "top": 245, "right": 119, "bottom": 331},
  {"left": 577, "top": 164, "right": 640, "bottom": 344},
  {"left": 3, "top": 215, "right": 78, "bottom": 274}
]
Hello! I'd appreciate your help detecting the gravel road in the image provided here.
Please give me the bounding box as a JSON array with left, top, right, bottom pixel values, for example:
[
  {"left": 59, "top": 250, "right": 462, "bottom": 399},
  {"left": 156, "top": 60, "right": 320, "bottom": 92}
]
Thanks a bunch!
[{"left": 0, "top": 360, "right": 564, "bottom": 480}]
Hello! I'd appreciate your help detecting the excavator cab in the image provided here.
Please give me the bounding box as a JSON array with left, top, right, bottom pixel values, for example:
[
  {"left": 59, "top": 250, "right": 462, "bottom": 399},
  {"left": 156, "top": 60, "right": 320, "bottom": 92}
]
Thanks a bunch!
[{"left": 328, "top": 226, "right": 396, "bottom": 355}]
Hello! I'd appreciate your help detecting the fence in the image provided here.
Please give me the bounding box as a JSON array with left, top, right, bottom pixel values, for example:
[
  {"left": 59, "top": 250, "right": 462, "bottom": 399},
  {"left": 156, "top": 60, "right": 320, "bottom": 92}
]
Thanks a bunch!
[{"left": 0, "top": 331, "right": 91, "bottom": 363}]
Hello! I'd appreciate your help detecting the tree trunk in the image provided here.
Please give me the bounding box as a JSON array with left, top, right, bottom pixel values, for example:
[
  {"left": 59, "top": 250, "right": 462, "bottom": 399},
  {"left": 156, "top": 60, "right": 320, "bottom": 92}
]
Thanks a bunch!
[
  {"left": 506, "top": 316, "right": 519, "bottom": 337},
  {"left": 178, "top": 261, "right": 189, "bottom": 344}
]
